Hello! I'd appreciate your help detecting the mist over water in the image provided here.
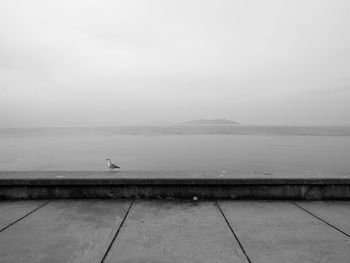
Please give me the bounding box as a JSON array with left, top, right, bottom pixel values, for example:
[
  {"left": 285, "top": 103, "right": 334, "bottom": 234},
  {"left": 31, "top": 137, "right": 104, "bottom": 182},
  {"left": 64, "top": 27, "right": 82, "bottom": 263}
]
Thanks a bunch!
[
  {"left": 1, "top": 1, "right": 350, "bottom": 179},
  {"left": 1, "top": 125, "right": 350, "bottom": 177}
]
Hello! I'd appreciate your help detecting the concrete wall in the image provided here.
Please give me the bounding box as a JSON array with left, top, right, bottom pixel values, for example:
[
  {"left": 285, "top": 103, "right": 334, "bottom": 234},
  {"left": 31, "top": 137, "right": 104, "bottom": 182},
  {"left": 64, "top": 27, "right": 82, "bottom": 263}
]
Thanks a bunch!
[{"left": 1, "top": 177, "right": 350, "bottom": 200}]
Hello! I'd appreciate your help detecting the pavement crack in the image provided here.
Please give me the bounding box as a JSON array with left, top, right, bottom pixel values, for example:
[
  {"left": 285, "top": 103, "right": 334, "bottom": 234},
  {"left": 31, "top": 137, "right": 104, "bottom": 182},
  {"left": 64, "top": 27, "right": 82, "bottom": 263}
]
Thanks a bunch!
[
  {"left": 100, "top": 199, "right": 134, "bottom": 263},
  {"left": 0, "top": 200, "right": 51, "bottom": 233},
  {"left": 291, "top": 201, "right": 350, "bottom": 238},
  {"left": 215, "top": 201, "right": 252, "bottom": 263}
]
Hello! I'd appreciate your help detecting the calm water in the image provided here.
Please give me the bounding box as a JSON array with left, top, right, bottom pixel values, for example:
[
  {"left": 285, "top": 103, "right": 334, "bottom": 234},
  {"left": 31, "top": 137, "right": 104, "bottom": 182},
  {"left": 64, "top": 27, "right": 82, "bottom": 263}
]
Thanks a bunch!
[{"left": 1, "top": 125, "right": 350, "bottom": 177}]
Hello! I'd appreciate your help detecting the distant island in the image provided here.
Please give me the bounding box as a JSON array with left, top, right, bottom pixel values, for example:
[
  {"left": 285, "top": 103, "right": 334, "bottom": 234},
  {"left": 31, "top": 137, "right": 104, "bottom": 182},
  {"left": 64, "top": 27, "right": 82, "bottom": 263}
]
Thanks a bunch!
[{"left": 182, "top": 119, "right": 239, "bottom": 125}]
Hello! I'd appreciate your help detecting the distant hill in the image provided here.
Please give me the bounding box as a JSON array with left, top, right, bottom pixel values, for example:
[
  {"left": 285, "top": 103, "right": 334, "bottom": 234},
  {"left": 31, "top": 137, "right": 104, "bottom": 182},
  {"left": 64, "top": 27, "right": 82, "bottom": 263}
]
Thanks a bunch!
[{"left": 182, "top": 119, "right": 239, "bottom": 125}]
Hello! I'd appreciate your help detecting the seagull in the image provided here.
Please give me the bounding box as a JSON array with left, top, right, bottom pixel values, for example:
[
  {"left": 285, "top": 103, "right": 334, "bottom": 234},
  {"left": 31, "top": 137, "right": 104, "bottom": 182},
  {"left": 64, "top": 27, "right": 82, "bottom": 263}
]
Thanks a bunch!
[{"left": 106, "top": 158, "right": 120, "bottom": 169}]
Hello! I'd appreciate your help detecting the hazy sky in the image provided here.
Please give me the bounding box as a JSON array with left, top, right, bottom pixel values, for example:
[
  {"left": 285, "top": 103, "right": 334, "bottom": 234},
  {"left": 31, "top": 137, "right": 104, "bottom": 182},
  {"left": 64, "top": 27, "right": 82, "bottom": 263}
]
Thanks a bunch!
[{"left": 1, "top": 0, "right": 350, "bottom": 126}]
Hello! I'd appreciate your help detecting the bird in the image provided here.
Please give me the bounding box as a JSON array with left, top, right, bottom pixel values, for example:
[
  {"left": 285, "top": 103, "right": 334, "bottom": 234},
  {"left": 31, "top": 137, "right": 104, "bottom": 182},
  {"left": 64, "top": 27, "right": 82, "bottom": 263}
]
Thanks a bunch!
[{"left": 106, "top": 158, "right": 120, "bottom": 169}]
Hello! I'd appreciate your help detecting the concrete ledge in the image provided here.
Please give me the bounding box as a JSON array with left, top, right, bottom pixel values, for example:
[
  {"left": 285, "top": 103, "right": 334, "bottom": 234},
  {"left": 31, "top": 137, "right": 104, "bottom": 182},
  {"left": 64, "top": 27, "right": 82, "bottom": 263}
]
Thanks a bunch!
[
  {"left": 0, "top": 177, "right": 350, "bottom": 186},
  {"left": 1, "top": 176, "right": 350, "bottom": 200}
]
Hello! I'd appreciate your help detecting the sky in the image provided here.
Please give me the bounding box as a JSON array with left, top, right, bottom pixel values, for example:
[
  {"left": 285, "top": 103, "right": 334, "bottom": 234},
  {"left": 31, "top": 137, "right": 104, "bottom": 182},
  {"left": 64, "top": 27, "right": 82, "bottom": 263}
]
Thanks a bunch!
[{"left": 0, "top": 0, "right": 350, "bottom": 126}]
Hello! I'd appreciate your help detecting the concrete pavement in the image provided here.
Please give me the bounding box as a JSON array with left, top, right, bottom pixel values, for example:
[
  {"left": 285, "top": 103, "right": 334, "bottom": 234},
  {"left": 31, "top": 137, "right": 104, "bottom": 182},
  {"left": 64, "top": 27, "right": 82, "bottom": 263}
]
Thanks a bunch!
[{"left": 0, "top": 200, "right": 349, "bottom": 263}]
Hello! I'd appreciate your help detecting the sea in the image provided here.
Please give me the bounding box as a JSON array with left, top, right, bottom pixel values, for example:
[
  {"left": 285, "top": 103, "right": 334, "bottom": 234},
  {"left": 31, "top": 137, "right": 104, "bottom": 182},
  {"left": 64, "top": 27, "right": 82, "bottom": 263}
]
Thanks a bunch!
[{"left": 1, "top": 125, "right": 350, "bottom": 178}]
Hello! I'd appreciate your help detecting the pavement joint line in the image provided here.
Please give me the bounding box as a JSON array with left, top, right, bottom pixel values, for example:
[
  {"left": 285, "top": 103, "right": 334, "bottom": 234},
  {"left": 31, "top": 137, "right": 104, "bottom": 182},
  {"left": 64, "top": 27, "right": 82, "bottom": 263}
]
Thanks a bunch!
[
  {"left": 0, "top": 200, "right": 51, "bottom": 233},
  {"left": 100, "top": 199, "right": 134, "bottom": 263},
  {"left": 291, "top": 201, "right": 350, "bottom": 238},
  {"left": 215, "top": 201, "right": 252, "bottom": 263}
]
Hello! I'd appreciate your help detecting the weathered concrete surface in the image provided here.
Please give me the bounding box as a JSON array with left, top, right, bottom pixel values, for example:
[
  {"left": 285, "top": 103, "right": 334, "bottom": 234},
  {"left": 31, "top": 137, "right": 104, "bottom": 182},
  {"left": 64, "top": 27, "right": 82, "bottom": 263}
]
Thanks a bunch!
[
  {"left": 218, "top": 201, "right": 350, "bottom": 263},
  {"left": 2, "top": 177, "right": 350, "bottom": 185},
  {"left": 2, "top": 184, "right": 350, "bottom": 200},
  {"left": 2, "top": 170, "right": 348, "bottom": 179},
  {"left": 0, "top": 200, "right": 131, "bottom": 263},
  {"left": 104, "top": 200, "right": 248, "bottom": 263},
  {"left": 295, "top": 201, "right": 350, "bottom": 236},
  {"left": 1, "top": 175, "right": 350, "bottom": 200},
  {"left": 1, "top": 200, "right": 350, "bottom": 263},
  {"left": 0, "top": 200, "right": 46, "bottom": 230}
]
